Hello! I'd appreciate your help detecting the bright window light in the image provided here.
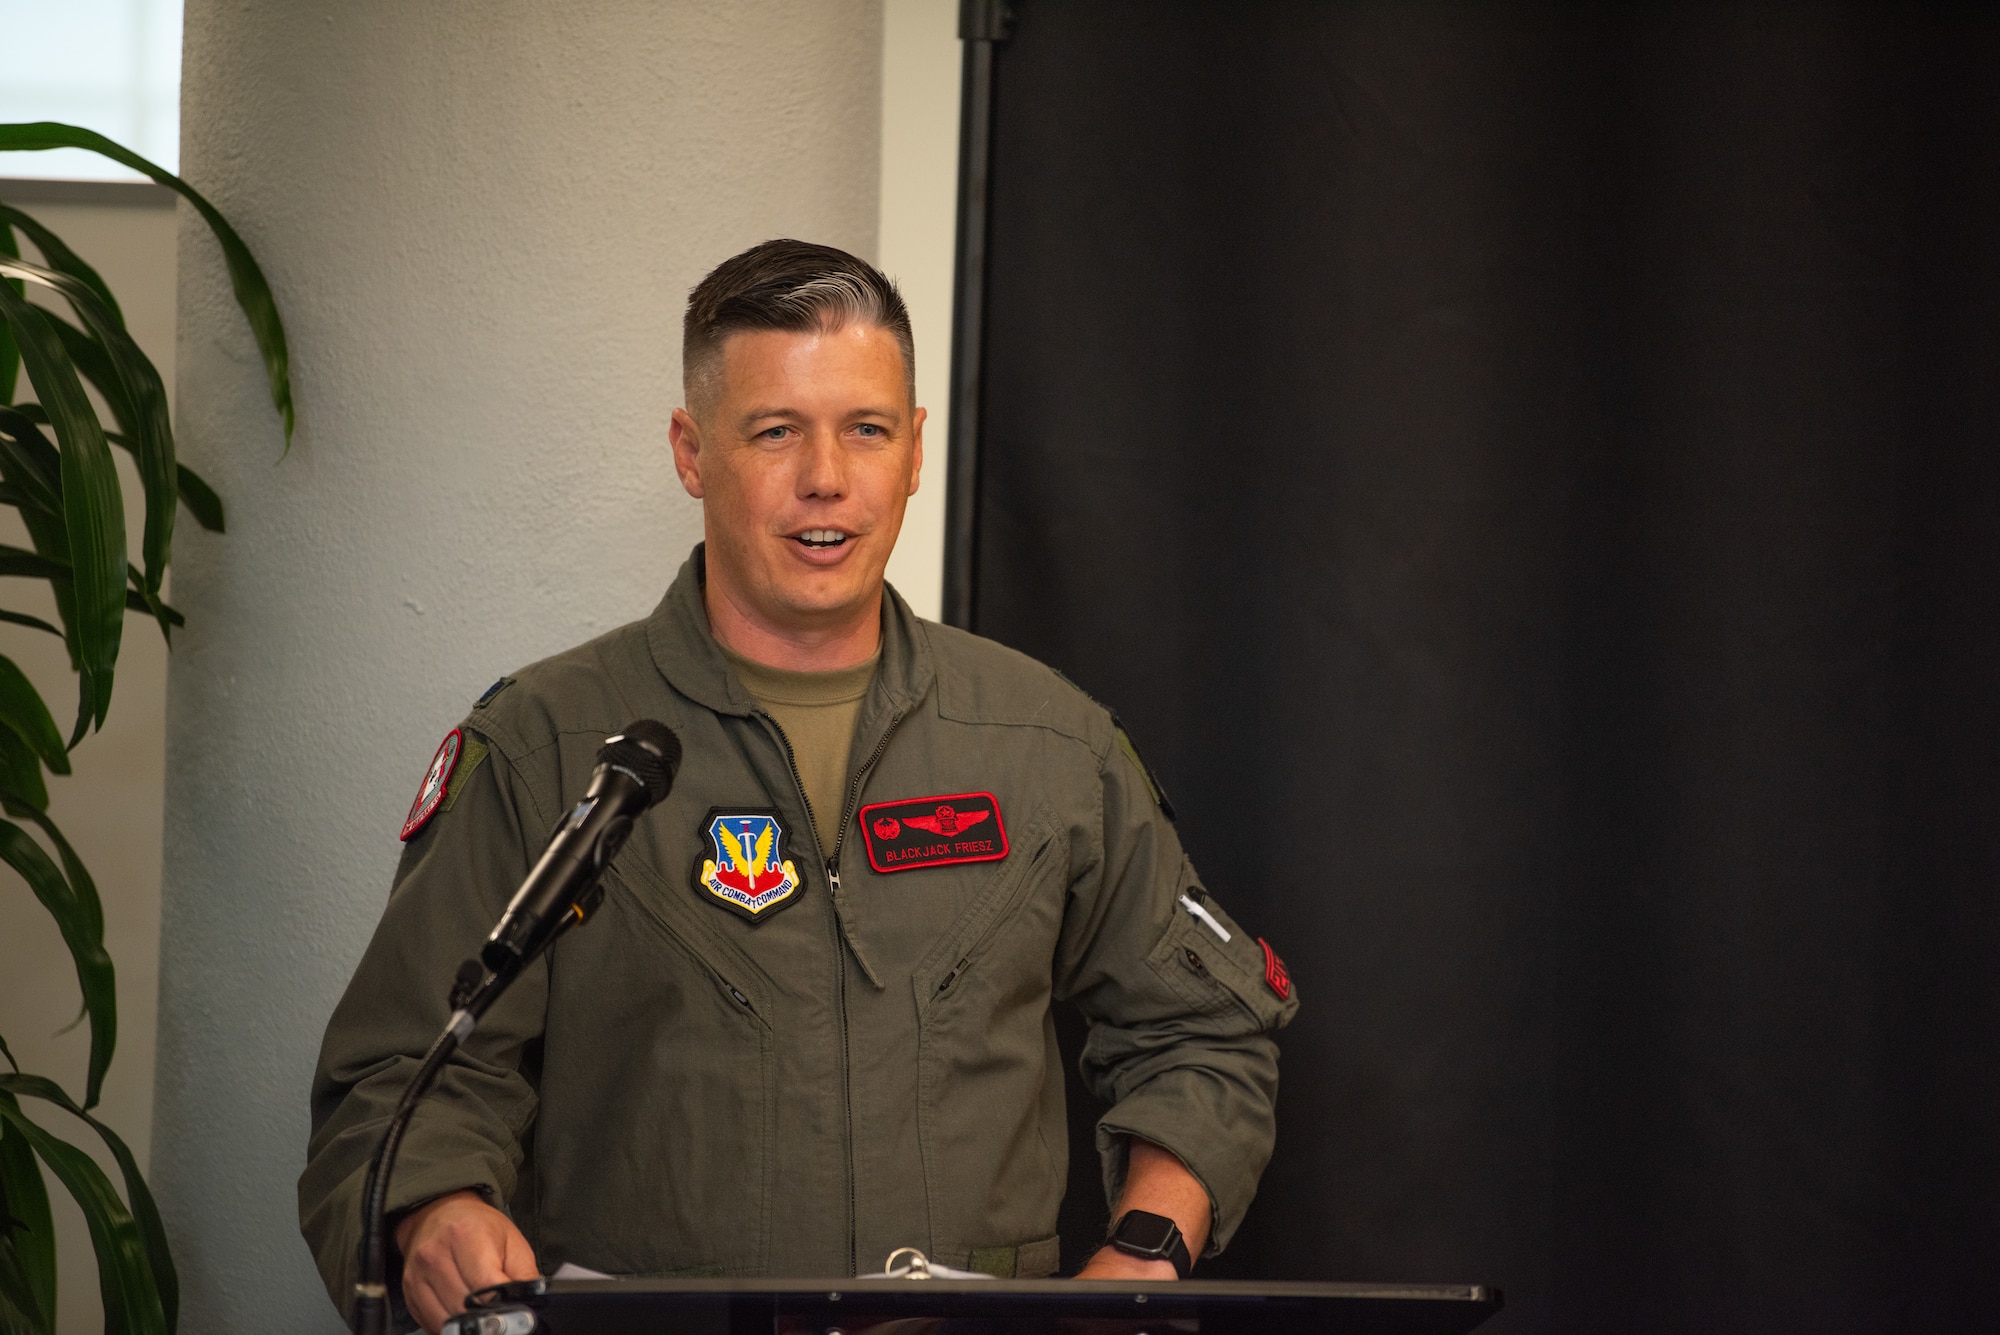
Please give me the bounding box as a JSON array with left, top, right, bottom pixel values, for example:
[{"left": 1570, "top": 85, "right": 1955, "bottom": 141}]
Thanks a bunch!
[{"left": 0, "top": 0, "right": 182, "bottom": 180}]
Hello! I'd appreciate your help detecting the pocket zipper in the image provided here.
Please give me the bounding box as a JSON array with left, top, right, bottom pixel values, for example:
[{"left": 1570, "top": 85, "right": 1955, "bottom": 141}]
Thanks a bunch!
[
  {"left": 935, "top": 956, "right": 972, "bottom": 996},
  {"left": 928, "top": 831, "right": 1058, "bottom": 999}
]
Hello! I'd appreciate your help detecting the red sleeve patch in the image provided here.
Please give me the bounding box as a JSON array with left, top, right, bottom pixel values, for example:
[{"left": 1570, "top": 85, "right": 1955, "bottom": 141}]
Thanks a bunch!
[
  {"left": 1258, "top": 937, "right": 1292, "bottom": 1001},
  {"left": 399, "top": 729, "right": 463, "bottom": 841}
]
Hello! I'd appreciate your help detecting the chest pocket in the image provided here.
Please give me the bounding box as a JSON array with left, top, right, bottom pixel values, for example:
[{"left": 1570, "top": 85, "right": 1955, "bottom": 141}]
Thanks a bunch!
[
  {"left": 912, "top": 809, "right": 1065, "bottom": 1016},
  {"left": 911, "top": 813, "right": 1073, "bottom": 1250}
]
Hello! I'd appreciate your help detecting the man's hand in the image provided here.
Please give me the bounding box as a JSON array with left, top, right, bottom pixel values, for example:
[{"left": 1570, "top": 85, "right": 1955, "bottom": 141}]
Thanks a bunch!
[
  {"left": 394, "top": 1190, "right": 540, "bottom": 1334},
  {"left": 1073, "top": 1138, "right": 1212, "bottom": 1281}
]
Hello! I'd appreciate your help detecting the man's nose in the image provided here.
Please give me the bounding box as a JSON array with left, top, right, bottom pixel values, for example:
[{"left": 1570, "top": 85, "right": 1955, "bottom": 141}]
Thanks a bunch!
[{"left": 798, "top": 429, "right": 846, "bottom": 497}]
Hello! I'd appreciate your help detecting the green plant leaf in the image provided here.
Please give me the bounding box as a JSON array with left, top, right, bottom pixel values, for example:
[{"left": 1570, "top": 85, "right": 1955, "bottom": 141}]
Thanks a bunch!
[
  {"left": 0, "top": 1077, "right": 173, "bottom": 1333},
  {"left": 0, "top": 659, "right": 66, "bottom": 777},
  {"left": 0, "top": 417, "right": 80, "bottom": 673},
  {"left": 0, "top": 1238, "right": 53, "bottom": 1335},
  {"left": 0, "top": 732, "right": 46, "bottom": 814},
  {"left": 0, "top": 123, "right": 294, "bottom": 449},
  {"left": 48, "top": 320, "right": 136, "bottom": 435},
  {"left": 0, "top": 411, "right": 61, "bottom": 528},
  {"left": 0, "top": 222, "right": 18, "bottom": 407},
  {"left": 0, "top": 613, "right": 60, "bottom": 640},
  {"left": 12, "top": 267, "right": 173, "bottom": 607},
  {"left": 0, "top": 284, "right": 122, "bottom": 731},
  {"left": 0, "top": 1111, "right": 54, "bottom": 1333},
  {"left": 121, "top": 566, "right": 180, "bottom": 641},
  {"left": 174, "top": 465, "right": 223, "bottom": 534},
  {"left": 47, "top": 319, "right": 177, "bottom": 596},
  {"left": 100, "top": 434, "right": 225, "bottom": 537},
  {"left": 0, "top": 205, "right": 121, "bottom": 329},
  {"left": 0, "top": 547, "right": 66, "bottom": 583},
  {"left": 121, "top": 590, "right": 182, "bottom": 631},
  {"left": 0, "top": 549, "right": 87, "bottom": 690},
  {"left": 65, "top": 674, "right": 104, "bottom": 753},
  {"left": 5, "top": 810, "right": 107, "bottom": 1089},
  {"left": 0, "top": 1094, "right": 163, "bottom": 1335},
  {"left": 0, "top": 820, "right": 114, "bottom": 1103},
  {"left": 14, "top": 809, "right": 103, "bottom": 980}
]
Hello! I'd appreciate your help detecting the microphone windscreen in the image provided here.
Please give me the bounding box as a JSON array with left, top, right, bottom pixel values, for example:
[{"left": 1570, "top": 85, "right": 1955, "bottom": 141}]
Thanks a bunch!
[{"left": 599, "top": 720, "right": 682, "bottom": 808}]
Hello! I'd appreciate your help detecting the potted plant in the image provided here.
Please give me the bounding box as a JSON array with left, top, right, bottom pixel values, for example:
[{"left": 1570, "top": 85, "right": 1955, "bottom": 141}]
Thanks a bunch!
[{"left": 0, "top": 122, "right": 292, "bottom": 1335}]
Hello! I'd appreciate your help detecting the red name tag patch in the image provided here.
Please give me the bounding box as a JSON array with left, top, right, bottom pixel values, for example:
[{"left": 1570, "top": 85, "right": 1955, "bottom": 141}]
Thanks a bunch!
[{"left": 856, "top": 792, "right": 1009, "bottom": 874}]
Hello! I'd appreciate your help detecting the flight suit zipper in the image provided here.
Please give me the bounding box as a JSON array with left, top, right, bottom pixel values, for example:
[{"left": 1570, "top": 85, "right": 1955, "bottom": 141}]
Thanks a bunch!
[
  {"left": 755, "top": 703, "right": 906, "bottom": 1278},
  {"left": 826, "top": 710, "right": 905, "bottom": 882}
]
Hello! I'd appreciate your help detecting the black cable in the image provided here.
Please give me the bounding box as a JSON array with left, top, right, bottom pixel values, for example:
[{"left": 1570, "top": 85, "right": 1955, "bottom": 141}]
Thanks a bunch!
[{"left": 352, "top": 962, "right": 516, "bottom": 1335}]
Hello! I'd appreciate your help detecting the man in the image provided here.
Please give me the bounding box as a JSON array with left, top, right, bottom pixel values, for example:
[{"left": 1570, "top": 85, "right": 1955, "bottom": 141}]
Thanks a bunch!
[{"left": 301, "top": 240, "right": 1297, "bottom": 1333}]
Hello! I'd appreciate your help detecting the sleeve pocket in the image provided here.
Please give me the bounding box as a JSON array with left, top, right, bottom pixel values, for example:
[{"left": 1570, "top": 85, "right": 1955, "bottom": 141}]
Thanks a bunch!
[{"left": 1149, "top": 861, "right": 1296, "bottom": 1029}]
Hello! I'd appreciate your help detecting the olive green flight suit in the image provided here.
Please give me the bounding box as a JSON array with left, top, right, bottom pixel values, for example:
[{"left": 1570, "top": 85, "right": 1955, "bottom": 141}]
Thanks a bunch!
[{"left": 300, "top": 547, "right": 1296, "bottom": 1318}]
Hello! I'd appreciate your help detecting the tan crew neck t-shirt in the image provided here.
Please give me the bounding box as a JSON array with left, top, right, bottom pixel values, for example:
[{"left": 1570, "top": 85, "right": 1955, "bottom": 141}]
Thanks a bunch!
[{"left": 719, "top": 644, "right": 880, "bottom": 856}]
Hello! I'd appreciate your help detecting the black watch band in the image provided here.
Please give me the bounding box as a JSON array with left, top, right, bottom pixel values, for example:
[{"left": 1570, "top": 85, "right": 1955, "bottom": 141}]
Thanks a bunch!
[{"left": 1106, "top": 1209, "right": 1192, "bottom": 1278}]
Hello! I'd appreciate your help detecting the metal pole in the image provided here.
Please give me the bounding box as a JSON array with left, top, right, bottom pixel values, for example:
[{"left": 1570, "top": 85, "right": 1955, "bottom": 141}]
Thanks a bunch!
[{"left": 942, "top": 0, "right": 1013, "bottom": 630}]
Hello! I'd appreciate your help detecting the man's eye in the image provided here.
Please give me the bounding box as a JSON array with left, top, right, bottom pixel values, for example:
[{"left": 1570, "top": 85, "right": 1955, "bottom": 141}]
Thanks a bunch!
[
  {"left": 855, "top": 424, "right": 882, "bottom": 438},
  {"left": 761, "top": 426, "right": 791, "bottom": 441}
]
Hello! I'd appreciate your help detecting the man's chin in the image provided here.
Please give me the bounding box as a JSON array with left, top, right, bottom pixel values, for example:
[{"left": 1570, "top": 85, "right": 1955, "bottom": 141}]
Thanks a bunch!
[{"left": 760, "top": 568, "right": 883, "bottom": 625}]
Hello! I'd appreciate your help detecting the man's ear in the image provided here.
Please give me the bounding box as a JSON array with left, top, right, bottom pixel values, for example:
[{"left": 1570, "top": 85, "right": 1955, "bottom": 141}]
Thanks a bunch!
[
  {"left": 669, "top": 407, "right": 706, "bottom": 499},
  {"left": 908, "top": 405, "right": 926, "bottom": 497}
]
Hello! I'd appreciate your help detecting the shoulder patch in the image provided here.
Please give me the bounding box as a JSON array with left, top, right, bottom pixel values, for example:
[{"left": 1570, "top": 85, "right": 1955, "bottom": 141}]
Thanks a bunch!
[
  {"left": 400, "top": 730, "right": 463, "bottom": 841},
  {"left": 439, "top": 734, "right": 489, "bottom": 814},
  {"left": 1049, "top": 670, "right": 1176, "bottom": 822},
  {"left": 474, "top": 677, "right": 515, "bottom": 708},
  {"left": 1112, "top": 721, "right": 1176, "bottom": 821}
]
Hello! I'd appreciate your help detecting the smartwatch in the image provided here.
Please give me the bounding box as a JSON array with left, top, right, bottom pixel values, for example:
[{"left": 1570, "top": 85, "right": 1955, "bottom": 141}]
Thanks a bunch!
[{"left": 1105, "top": 1209, "right": 1192, "bottom": 1278}]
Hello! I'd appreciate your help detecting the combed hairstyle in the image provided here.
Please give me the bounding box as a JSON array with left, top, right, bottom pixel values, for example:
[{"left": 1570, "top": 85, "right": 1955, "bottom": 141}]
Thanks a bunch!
[{"left": 683, "top": 239, "right": 915, "bottom": 418}]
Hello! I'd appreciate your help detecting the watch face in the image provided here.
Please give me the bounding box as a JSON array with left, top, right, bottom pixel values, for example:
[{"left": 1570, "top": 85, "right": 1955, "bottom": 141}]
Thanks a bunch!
[{"left": 1113, "top": 1210, "right": 1179, "bottom": 1255}]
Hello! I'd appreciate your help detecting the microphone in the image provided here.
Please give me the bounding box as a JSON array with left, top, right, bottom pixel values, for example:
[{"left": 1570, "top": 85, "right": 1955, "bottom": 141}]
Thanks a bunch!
[
  {"left": 481, "top": 720, "right": 681, "bottom": 974},
  {"left": 355, "top": 720, "right": 680, "bottom": 1335}
]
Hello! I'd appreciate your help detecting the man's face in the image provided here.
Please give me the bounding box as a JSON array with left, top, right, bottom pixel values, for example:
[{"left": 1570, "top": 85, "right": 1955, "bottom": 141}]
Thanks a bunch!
[{"left": 669, "top": 322, "right": 923, "bottom": 637}]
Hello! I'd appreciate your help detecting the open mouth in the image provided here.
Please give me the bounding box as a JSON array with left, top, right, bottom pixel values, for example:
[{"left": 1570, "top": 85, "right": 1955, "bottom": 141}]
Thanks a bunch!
[{"left": 792, "top": 528, "right": 852, "bottom": 550}]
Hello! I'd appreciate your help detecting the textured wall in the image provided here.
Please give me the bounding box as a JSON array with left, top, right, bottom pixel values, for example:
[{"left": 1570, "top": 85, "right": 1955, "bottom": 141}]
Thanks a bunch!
[
  {"left": 877, "top": 0, "right": 961, "bottom": 620},
  {"left": 161, "top": 3, "right": 882, "bottom": 1329}
]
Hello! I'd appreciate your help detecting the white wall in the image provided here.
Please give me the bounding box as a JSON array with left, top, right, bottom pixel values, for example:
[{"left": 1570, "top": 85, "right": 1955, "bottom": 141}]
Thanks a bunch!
[
  {"left": 157, "top": 3, "right": 888, "bottom": 1330},
  {"left": 878, "top": 0, "right": 962, "bottom": 620},
  {"left": 0, "top": 180, "right": 177, "bottom": 1335}
]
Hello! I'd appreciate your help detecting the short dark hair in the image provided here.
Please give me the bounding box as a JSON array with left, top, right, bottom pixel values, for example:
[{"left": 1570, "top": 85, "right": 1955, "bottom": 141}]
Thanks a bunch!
[{"left": 683, "top": 239, "right": 914, "bottom": 416}]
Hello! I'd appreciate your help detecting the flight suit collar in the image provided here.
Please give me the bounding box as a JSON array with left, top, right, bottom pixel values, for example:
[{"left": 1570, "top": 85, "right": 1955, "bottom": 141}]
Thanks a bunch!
[{"left": 645, "top": 542, "right": 935, "bottom": 721}]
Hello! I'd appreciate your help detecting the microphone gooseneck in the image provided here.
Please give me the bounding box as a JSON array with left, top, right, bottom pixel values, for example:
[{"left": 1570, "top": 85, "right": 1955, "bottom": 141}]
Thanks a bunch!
[{"left": 353, "top": 720, "right": 681, "bottom": 1335}]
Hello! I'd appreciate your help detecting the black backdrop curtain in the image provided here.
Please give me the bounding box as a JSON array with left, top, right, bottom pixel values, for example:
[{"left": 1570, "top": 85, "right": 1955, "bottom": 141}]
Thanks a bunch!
[{"left": 964, "top": 4, "right": 2000, "bottom": 1330}]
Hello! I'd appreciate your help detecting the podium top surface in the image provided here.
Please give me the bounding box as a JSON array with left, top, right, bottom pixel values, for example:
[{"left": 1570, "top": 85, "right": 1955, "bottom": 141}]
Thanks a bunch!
[{"left": 470, "top": 1274, "right": 1504, "bottom": 1334}]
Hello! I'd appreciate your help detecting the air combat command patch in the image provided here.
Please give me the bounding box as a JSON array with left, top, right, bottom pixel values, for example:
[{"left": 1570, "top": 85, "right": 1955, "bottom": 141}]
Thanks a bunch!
[
  {"left": 856, "top": 792, "right": 1009, "bottom": 874},
  {"left": 694, "top": 808, "right": 803, "bottom": 921}
]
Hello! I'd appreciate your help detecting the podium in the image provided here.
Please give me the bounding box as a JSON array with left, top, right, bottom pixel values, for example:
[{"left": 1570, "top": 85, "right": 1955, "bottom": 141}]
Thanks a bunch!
[{"left": 452, "top": 1275, "right": 1503, "bottom": 1334}]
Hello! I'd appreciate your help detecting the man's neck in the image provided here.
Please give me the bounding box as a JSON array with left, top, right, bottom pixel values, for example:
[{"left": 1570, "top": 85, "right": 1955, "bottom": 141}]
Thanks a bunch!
[{"left": 703, "top": 576, "right": 882, "bottom": 673}]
